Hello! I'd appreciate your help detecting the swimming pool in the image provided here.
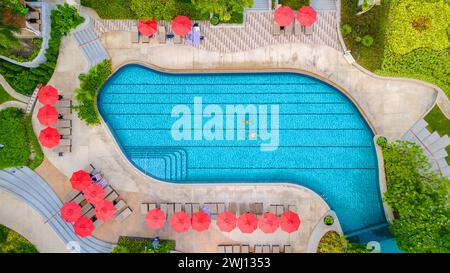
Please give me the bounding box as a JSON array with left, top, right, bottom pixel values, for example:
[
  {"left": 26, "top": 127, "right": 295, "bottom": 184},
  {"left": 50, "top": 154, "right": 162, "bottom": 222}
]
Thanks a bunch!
[{"left": 97, "top": 64, "right": 386, "bottom": 233}]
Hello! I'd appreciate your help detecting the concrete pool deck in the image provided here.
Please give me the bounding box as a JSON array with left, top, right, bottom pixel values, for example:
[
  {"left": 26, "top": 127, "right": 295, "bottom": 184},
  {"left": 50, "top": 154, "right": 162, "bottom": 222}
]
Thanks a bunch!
[{"left": 25, "top": 27, "right": 437, "bottom": 252}]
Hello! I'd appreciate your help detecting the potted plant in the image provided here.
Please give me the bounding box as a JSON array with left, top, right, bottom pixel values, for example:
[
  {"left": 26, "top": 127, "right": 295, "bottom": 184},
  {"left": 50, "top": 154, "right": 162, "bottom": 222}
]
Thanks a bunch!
[{"left": 324, "top": 215, "right": 334, "bottom": 226}]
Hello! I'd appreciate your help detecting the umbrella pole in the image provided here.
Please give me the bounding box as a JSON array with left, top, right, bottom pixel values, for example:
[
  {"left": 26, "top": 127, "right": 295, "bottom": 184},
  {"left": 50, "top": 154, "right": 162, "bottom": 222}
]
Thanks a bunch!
[{"left": 44, "top": 210, "right": 59, "bottom": 224}]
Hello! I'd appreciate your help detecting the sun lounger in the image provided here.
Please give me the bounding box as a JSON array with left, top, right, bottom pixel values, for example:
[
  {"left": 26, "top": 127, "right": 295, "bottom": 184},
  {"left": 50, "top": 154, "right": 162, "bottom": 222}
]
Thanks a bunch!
[
  {"left": 233, "top": 245, "right": 240, "bottom": 253},
  {"left": 228, "top": 202, "right": 237, "bottom": 214},
  {"left": 284, "top": 23, "right": 293, "bottom": 35},
  {"left": 276, "top": 205, "right": 284, "bottom": 216},
  {"left": 148, "top": 203, "right": 156, "bottom": 210},
  {"left": 56, "top": 100, "right": 71, "bottom": 108},
  {"left": 241, "top": 245, "right": 249, "bottom": 253},
  {"left": 283, "top": 245, "right": 292, "bottom": 253},
  {"left": 269, "top": 204, "right": 277, "bottom": 215},
  {"left": 192, "top": 203, "right": 200, "bottom": 213},
  {"left": 174, "top": 203, "right": 182, "bottom": 212},
  {"left": 250, "top": 203, "right": 263, "bottom": 216},
  {"left": 132, "top": 32, "right": 139, "bottom": 43},
  {"left": 57, "top": 107, "right": 71, "bottom": 116},
  {"left": 225, "top": 245, "right": 233, "bottom": 253},
  {"left": 167, "top": 203, "right": 175, "bottom": 218},
  {"left": 116, "top": 207, "right": 132, "bottom": 223},
  {"left": 272, "top": 245, "right": 280, "bottom": 253},
  {"left": 141, "top": 35, "right": 150, "bottom": 43},
  {"left": 53, "top": 145, "right": 71, "bottom": 153},
  {"left": 238, "top": 203, "right": 248, "bottom": 215},
  {"left": 63, "top": 189, "right": 80, "bottom": 202},
  {"left": 57, "top": 119, "right": 71, "bottom": 128},
  {"left": 262, "top": 245, "right": 270, "bottom": 253},
  {"left": 217, "top": 245, "right": 226, "bottom": 253},
  {"left": 294, "top": 21, "right": 302, "bottom": 35},
  {"left": 173, "top": 34, "right": 182, "bottom": 44},
  {"left": 93, "top": 219, "right": 104, "bottom": 228},
  {"left": 217, "top": 203, "right": 225, "bottom": 214},
  {"left": 81, "top": 203, "right": 93, "bottom": 215},
  {"left": 254, "top": 245, "right": 262, "bottom": 253},
  {"left": 103, "top": 186, "right": 113, "bottom": 196},
  {"left": 140, "top": 203, "right": 148, "bottom": 215},
  {"left": 59, "top": 138, "right": 71, "bottom": 146},
  {"left": 114, "top": 200, "right": 127, "bottom": 212},
  {"left": 185, "top": 203, "right": 192, "bottom": 215},
  {"left": 160, "top": 203, "right": 168, "bottom": 217},
  {"left": 273, "top": 22, "right": 281, "bottom": 35},
  {"left": 84, "top": 208, "right": 96, "bottom": 219},
  {"left": 59, "top": 128, "right": 71, "bottom": 137},
  {"left": 158, "top": 26, "right": 166, "bottom": 43},
  {"left": 205, "top": 203, "right": 218, "bottom": 214},
  {"left": 287, "top": 205, "right": 297, "bottom": 213},
  {"left": 304, "top": 25, "right": 313, "bottom": 35},
  {"left": 105, "top": 191, "right": 118, "bottom": 202},
  {"left": 72, "top": 192, "right": 85, "bottom": 204}
]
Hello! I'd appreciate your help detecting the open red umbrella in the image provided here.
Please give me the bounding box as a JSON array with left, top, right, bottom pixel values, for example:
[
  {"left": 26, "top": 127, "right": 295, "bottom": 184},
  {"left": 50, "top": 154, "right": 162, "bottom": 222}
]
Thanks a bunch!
[
  {"left": 94, "top": 200, "right": 116, "bottom": 221},
  {"left": 274, "top": 6, "right": 294, "bottom": 26},
  {"left": 191, "top": 211, "right": 211, "bottom": 232},
  {"left": 38, "top": 85, "right": 59, "bottom": 105},
  {"left": 258, "top": 212, "right": 279, "bottom": 233},
  {"left": 39, "top": 127, "right": 60, "bottom": 148},
  {"left": 138, "top": 19, "right": 158, "bottom": 36},
  {"left": 70, "top": 170, "right": 92, "bottom": 192},
  {"left": 170, "top": 211, "right": 191, "bottom": 233},
  {"left": 83, "top": 184, "right": 104, "bottom": 205},
  {"left": 172, "top": 16, "right": 192, "bottom": 36},
  {"left": 60, "top": 202, "right": 82, "bottom": 223},
  {"left": 216, "top": 211, "right": 237, "bottom": 232},
  {"left": 37, "top": 105, "right": 58, "bottom": 126},
  {"left": 73, "top": 217, "right": 94, "bottom": 237},
  {"left": 237, "top": 212, "right": 258, "bottom": 233},
  {"left": 145, "top": 208, "right": 166, "bottom": 229},
  {"left": 279, "top": 210, "right": 301, "bottom": 233},
  {"left": 297, "top": 6, "right": 317, "bottom": 26}
]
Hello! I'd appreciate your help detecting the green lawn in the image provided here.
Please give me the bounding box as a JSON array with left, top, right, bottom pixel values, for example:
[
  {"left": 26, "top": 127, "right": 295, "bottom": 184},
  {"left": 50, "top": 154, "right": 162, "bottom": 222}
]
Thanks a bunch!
[
  {"left": 0, "top": 224, "right": 38, "bottom": 253},
  {"left": 0, "top": 85, "right": 16, "bottom": 104},
  {"left": 424, "top": 106, "right": 450, "bottom": 164},
  {"left": 0, "top": 108, "right": 43, "bottom": 169}
]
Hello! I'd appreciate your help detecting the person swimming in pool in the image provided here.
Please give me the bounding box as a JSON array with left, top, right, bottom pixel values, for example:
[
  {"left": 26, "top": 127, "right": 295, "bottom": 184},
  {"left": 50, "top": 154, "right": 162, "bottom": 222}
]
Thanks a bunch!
[{"left": 249, "top": 132, "right": 257, "bottom": 138}]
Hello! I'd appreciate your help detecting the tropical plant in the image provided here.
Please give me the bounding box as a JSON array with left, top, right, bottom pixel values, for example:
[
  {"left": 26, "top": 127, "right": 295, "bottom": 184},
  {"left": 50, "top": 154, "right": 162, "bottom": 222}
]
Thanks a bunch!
[
  {"left": 191, "top": 0, "right": 253, "bottom": 22},
  {"left": 317, "top": 231, "right": 371, "bottom": 253},
  {"left": 0, "top": 225, "right": 38, "bottom": 253},
  {"left": 362, "top": 34, "right": 374, "bottom": 47},
  {"left": 323, "top": 215, "right": 334, "bottom": 226},
  {"left": 73, "top": 60, "right": 112, "bottom": 125},
  {"left": 112, "top": 237, "right": 175, "bottom": 253},
  {"left": 341, "top": 24, "right": 352, "bottom": 37},
  {"left": 380, "top": 140, "right": 450, "bottom": 253},
  {"left": 130, "top": 0, "right": 177, "bottom": 20}
]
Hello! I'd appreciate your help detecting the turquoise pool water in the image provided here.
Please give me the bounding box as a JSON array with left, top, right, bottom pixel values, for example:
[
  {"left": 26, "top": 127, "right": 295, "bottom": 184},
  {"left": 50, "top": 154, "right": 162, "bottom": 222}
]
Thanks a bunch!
[{"left": 97, "top": 64, "right": 386, "bottom": 233}]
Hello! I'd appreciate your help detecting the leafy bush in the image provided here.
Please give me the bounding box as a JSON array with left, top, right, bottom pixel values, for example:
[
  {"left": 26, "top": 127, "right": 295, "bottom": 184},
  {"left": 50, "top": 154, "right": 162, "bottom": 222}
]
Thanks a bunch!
[
  {"left": 2, "top": 0, "right": 28, "bottom": 17},
  {"left": 362, "top": 35, "right": 374, "bottom": 47},
  {"left": 210, "top": 15, "right": 220, "bottom": 25},
  {"left": 323, "top": 215, "right": 334, "bottom": 226},
  {"left": 192, "top": 0, "right": 253, "bottom": 23},
  {"left": 0, "top": 225, "right": 38, "bottom": 253},
  {"left": 0, "top": 108, "right": 42, "bottom": 169},
  {"left": 0, "top": 4, "right": 84, "bottom": 95},
  {"left": 73, "top": 60, "right": 112, "bottom": 125},
  {"left": 112, "top": 236, "right": 175, "bottom": 253},
  {"left": 130, "top": 0, "right": 177, "bottom": 20},
  {"left": 317, "top": 231, "right": 370, "bottom": 253},
  {"left": 386, "top": 0, "right": 450, "bottom": 55},
  {"left": 279, "top": 0, "right": 310, "bottom": 10},
  {"left": 380, "top": 140, "right": 450, "bottom": 253},
  {"left": 341, "top": 24, "right": 352, "bottom": 37}
]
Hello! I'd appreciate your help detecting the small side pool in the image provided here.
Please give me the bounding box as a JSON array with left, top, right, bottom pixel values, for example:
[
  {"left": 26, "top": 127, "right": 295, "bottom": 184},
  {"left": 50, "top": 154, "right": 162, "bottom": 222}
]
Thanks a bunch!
[{"left": 97, "top": 64, "right": 387, "bottom": 234}]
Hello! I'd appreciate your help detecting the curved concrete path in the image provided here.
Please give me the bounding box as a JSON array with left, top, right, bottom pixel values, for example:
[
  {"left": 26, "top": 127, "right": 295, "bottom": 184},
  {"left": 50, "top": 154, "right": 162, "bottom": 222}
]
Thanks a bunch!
[
  {"left": 0, "top": 167, "right": 115, "bottom": 253},
  {"left": 0, "top": 74, "right": 29, "bottom": 102},
  {"left": 0, "top": 101, "right": 26, "bottom": 111}
]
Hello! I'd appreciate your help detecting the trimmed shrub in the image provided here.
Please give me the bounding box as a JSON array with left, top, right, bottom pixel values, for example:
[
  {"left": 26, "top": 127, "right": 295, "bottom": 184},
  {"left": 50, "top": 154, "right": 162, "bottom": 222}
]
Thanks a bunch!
[
  {"left": 362, "top": 35, "right": 374, "bottom": 47},
  {"left": 112, "top": 236, "right": 175, "bottom": 253},
  {"left": 341, "top": 24, "right": 352, "bottom": 37}
]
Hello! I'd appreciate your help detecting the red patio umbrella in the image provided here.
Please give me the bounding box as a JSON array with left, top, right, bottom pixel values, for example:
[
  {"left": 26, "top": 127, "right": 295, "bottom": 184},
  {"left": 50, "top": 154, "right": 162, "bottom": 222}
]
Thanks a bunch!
[
  {"left": 297, "top": 6, "right": 317, "bottom": 27},
  {"left": 279, "top": 210, "right": 301, "bottom": 233},
  {"left": 138, "top": 19, "right": 158, "bottom": 36},
  {"left": 38, "top": 85, "right": 59, "bottom": 105},
  {"left": 274, "top": 6, "right": 294, "bottom": 26},
  {"left": 60, "top": 201, "right": 82, "bottom": 223},
  {"left": 70, "top": 170, "right": 92, "bottom": 192},
  {"left": 191, "top": 211, "right": 211, "bottom": 232},
  {"left": 172, "top": 16, "right": 192, "bottom": 36},
  {"left": 145, "top": 208, "right": 166, "bottom": 229},
  {"left": 170, "top": 211, "right": 191, "bottom": 233},
  {"left": 38, "top": 127, "right": 60, "bottom": 148},
  {"left": 237, "top": 212, "right": 258, "bottom": 233},
  {"left": 216, "top": 211, "right": 237, "bottom": 232},
  {"left": 94, "top": 200, "right": 116, "bottom": 221},
  {"left": 83, "top": 184, "right": 104, "bottom": 205},
  {"left": 73, "top": 216, "right": 94, "bottom": 237},
  {"left": 37, "top": 105, "right": 58, "bottom": 126},
  {"left": 258, "top": 212, "right": 279, "bottom": 234}
]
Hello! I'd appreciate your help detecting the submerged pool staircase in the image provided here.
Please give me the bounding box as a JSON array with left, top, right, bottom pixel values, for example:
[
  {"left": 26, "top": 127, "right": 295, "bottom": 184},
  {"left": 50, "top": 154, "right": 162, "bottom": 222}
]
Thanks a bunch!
[{"left": 125, "top": 147, "right": 188, "bottom": 181}]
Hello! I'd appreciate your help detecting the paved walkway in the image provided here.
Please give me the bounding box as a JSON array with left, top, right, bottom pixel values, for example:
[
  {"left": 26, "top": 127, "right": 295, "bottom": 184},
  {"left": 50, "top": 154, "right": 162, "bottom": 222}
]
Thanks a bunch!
[
  {"left": 0, "top": 74, "right": 29, "bottom": 102},
  {"left": 0, "top": 167, "right": 115, "bottom": 253},
  {"left": 0, "top": 101, "right": 26, "bottom": 111},
  {"left": 93, "top": 11, "right": 340, "bottom": 53}
]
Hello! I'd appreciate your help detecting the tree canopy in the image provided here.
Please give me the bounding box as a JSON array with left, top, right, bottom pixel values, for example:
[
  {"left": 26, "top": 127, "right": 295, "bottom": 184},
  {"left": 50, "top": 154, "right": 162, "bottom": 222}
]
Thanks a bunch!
[{"left": 192, "top": 0, "right": 253, "bottom": 22}]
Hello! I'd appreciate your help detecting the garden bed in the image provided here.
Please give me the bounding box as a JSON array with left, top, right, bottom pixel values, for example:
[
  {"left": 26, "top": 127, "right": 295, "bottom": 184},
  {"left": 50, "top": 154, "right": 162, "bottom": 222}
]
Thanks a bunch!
[
  {"left": 0, "top": 224, "right": 38, "bottom": 253},
  {"left": 0, "top": 38, "right": 42, "bottom": 63},
  {"left": 112, "top": 236, "right": 175, "bottom": 253}
]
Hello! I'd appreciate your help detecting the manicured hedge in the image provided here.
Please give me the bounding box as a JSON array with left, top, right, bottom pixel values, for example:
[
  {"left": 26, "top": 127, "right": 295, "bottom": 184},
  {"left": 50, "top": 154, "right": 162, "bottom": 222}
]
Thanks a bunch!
[
  {"left": 0, "top": 4, "right": 84, "bottom": 96},
  {"left": 0, "top": 108, "right": 43, "bottom": 169},
  {"left": 317, "top": 231, "right": 370, "bottom": 253},
  {"left": 112, "top": 236, "right": 175, "bottom": 253},
  {"left": 73, "top": 60, "right": 112, "bottom": 125},
  {"left": 279, "top": 0, "right": 310, "bottom": 9}
]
